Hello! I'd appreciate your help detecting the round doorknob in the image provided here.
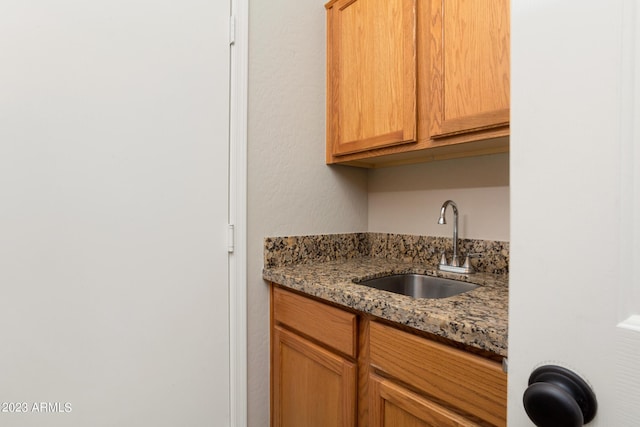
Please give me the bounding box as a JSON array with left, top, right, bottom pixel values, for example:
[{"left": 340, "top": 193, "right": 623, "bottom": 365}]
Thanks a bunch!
[{"left": 523, "top": 365, "right": 597, "bottom": 426}]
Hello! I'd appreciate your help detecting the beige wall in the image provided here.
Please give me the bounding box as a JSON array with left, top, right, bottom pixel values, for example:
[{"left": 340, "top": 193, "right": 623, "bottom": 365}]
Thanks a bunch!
[
  {"left": 247, "top": 0, "right": 368, "bottom": 425},
  {"left": 368, "top": 153, "right": 510, "bottom": 242}
]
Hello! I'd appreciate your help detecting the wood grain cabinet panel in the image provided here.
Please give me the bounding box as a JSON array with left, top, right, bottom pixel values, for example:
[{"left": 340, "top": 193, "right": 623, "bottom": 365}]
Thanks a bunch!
[
  {"left": 325, "top": 0, "right": 510, "bottom": 167},
  {"left": 270, "top": 285, "right": 507, "bottom": 427},
  {"left": 326, "top": 0, "right": 417, "bottom": 158},
  {"left": 273, "top": 326, "right": 357, "bottom": 427},
  {"left": 429, "top": 0, "right": 510, "bottom": 138},
  {"left": 273, "top": 286, "right": 357, "bottom": 357},
  {"left": 369, "top": 321, "right": 507, "bottom": 426},
  {"left": 370, "top": 374, "right": 480, "bottom": 427}
]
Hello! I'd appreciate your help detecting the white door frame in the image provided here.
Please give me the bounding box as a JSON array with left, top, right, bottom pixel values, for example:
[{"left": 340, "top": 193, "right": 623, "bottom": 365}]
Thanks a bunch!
[
  {"left": 616, "top": 0, "right": 640, "bottom": 420},
  {"left": 229, "top": 0, "right": 248, "bottom": 425}
]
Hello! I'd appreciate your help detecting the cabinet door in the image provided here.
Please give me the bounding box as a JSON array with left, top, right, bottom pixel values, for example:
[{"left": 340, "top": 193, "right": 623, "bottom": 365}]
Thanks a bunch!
[
  {"left": 369, "top": 321, "right": 507, "bottom": 426},
  {"left": 429, "top": 0, "right": 510, "bottom": 138},
  {"left": 272, "top": 326, "right": 357, "bottom": 427},
  {"left": 326, "top": 0, "right": 416, "bottom": 157},
  {"left": 370, "top": 375, "right": 480, "bottom": 427}
]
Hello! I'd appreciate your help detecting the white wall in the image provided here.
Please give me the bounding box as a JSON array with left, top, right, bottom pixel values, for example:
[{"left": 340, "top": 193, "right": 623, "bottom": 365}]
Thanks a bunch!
[
  {"left": 368, "top": 153, "right": 510, "bottom": 241},
  {"left": 0, "top": 1, "right": 232, "bottom": 426},
  {"left": 247, "top": 0, "right": 369, "bottom": 425}
]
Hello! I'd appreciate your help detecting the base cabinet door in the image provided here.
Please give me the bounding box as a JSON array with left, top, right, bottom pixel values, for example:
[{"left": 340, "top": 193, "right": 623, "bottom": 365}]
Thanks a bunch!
[
  {"left": 272, "top": 326, "right": 357, "bottom": 427},
  {"left": 369, "top": 375, "right": 480, "bottom": 427}
]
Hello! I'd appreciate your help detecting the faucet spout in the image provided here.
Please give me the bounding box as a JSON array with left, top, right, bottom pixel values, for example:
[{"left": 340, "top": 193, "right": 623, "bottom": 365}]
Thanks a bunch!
[{"left": 438, "top": 200, "right": 459, "bottom": 265}]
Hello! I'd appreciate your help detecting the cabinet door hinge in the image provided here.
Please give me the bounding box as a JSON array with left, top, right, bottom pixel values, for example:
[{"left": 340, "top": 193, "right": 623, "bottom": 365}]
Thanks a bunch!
[{"left": 227, "top": 224, "right": 235, "bottom": 253}]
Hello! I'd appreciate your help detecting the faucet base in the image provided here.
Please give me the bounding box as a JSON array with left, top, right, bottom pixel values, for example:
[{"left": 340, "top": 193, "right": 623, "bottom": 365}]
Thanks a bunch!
[{"left": 438, "top": 264, "right": 475, "bottom": 274}]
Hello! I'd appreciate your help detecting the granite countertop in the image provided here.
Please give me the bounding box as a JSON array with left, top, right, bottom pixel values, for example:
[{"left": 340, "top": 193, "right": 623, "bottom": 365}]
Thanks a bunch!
[{"left": 263, "top": 256, "right": 508, "bottom": 356}]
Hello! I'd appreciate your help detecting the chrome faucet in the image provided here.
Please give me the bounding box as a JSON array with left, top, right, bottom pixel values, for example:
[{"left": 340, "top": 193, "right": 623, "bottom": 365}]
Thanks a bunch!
[{"left": 437, "top": 200, "right": 474, "bottom": 274}]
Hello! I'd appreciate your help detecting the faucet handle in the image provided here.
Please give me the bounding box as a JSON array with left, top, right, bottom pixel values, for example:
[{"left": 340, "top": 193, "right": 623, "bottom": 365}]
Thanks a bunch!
[
  {"left": 439, "top": 251, "right": 448, "bottom": 266},
  {"left": 461, "top": 253, "right": 480, "bottom": 272},
  {"left": 465, "top": 253, "right": 483, "bottom": 258}
]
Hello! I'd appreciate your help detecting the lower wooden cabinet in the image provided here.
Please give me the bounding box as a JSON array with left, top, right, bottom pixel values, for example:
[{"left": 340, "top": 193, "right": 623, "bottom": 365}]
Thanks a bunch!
[
  {"left": 370, "top": 375, "right": 479, "bottom": 427},
  {"left": 369, "top": 321, "right": 506, "bottom": 426},
  {"left": 272, "top": 326, "right": 357, "bottom": 427},
  {"left": 270, "top": 285, "right": 506, "bottom": 427},
  {"left": 271, "top": 286, "right": 358, "bottom": 427}
]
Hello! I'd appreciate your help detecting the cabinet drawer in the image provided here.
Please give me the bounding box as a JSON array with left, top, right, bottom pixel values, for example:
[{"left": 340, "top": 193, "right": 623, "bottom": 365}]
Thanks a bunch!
[
  {"left": 369, "top": 321, "right": 506, "bottom": 426},
  {"left": 272, "top": 286, "right": 357, "bottom": 358}
]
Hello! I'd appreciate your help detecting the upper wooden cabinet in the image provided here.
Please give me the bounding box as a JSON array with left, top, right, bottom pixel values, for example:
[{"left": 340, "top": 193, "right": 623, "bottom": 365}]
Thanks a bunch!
[
  {"left": 429, "top": 0, "right": 510, "bottom": 138},
  {"left": 325, "top": 0, "right": 510, "bottom": 167},
  {"left": 325, "top": 0, "right": 417, "bottom": 157}
]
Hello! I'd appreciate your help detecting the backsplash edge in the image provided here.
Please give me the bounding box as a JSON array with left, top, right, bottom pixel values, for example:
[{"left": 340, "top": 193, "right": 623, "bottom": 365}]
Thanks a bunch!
[{"left": 264, "top": 233, "right": 509, "bottom": 275}]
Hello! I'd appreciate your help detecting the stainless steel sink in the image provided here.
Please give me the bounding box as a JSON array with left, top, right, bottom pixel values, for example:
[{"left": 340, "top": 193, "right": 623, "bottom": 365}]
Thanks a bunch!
[{"left": 356, "top": 274, "right": 478, "bottom": 299}]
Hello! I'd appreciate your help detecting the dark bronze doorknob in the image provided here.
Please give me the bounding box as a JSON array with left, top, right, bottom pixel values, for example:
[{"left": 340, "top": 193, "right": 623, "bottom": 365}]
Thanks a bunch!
[{"left": 523, "top": 365, "right": 597, "bottom": 426}]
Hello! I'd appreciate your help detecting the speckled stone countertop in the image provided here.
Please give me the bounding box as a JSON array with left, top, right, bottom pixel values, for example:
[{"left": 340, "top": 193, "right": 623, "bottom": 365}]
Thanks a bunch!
[{"left": 263, "top": 233, "right": 509, "bottom": 356}]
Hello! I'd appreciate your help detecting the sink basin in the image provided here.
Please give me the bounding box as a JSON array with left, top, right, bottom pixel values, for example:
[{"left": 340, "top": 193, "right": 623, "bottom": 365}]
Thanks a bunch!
[{"left": 356, "top": 274, "right": 478, "bottom": 299}]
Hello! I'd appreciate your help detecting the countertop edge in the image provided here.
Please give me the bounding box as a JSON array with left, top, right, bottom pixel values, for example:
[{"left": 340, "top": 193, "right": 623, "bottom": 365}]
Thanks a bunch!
[{"left": 263, "top": 257, "right": 508, "bottom": 357}]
